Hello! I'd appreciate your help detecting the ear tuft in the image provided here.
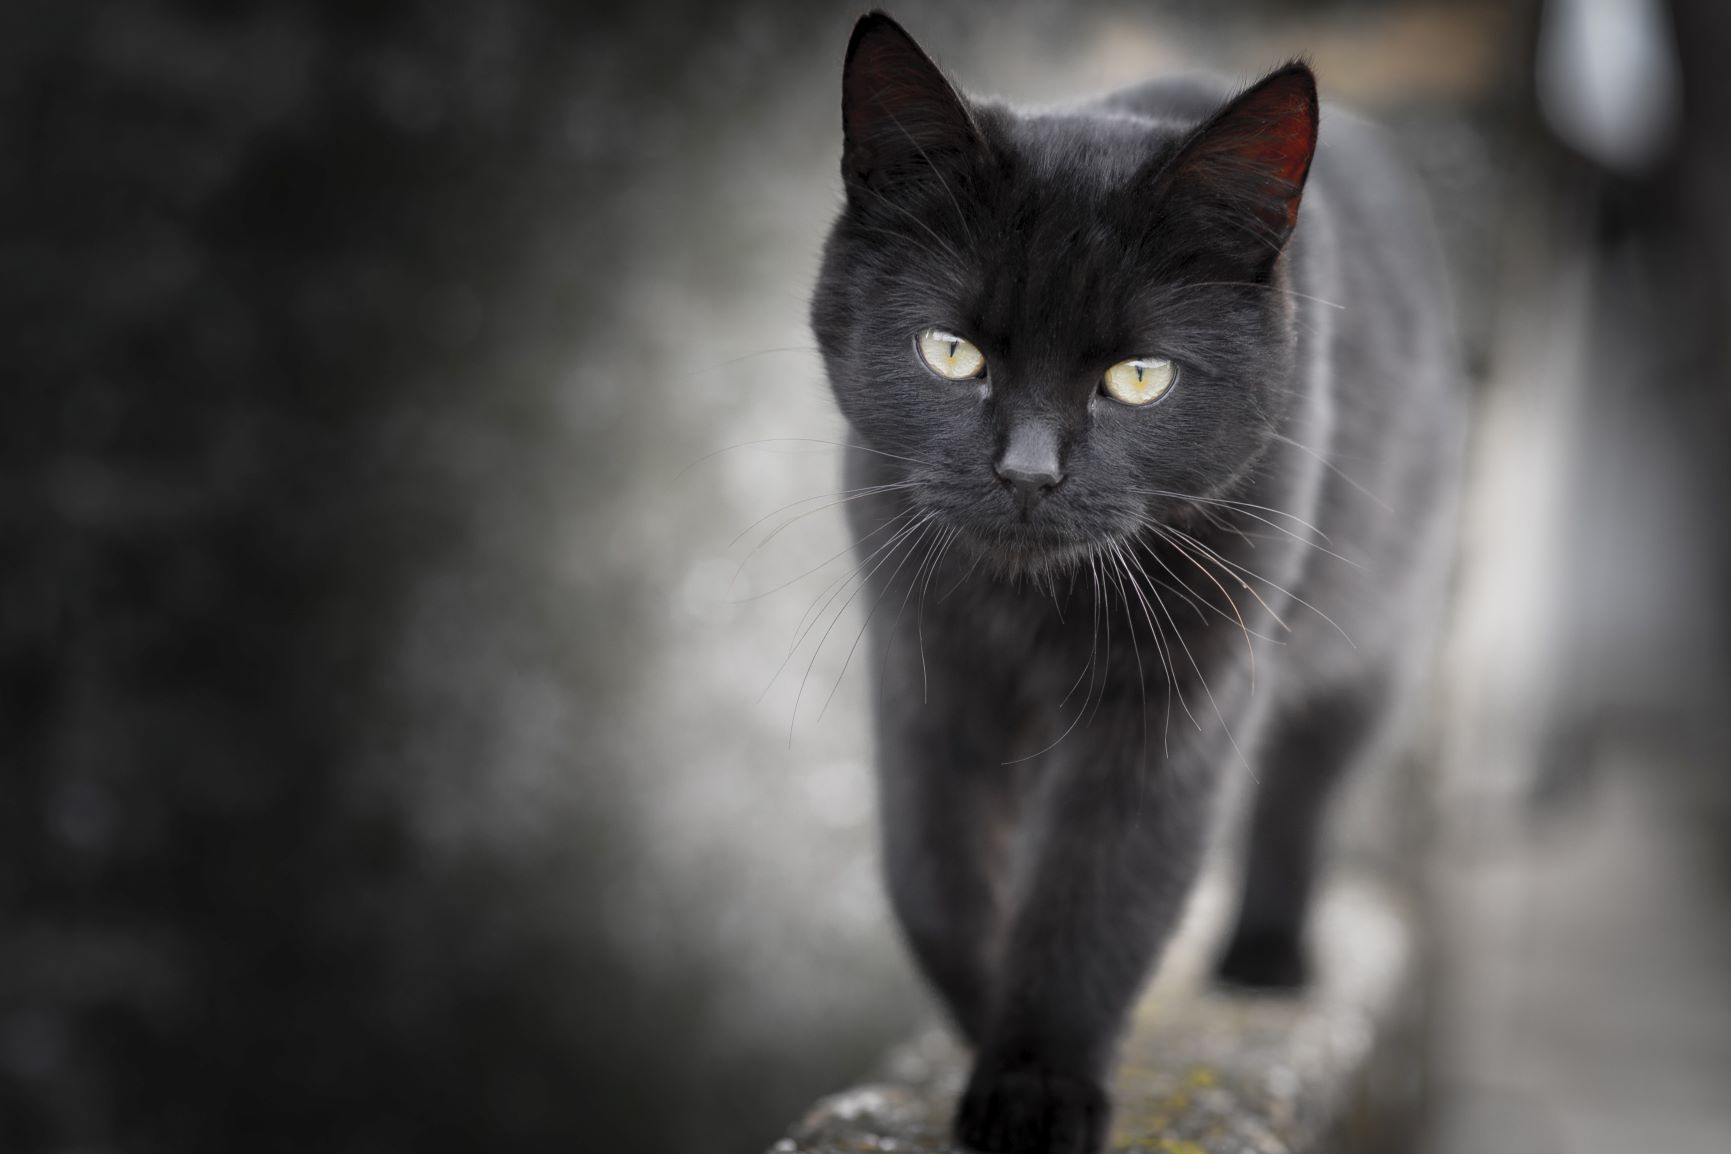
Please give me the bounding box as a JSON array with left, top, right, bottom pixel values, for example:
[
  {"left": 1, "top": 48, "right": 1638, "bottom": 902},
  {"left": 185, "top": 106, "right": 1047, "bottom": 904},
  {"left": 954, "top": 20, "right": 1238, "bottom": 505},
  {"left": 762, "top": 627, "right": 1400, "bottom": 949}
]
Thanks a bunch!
[
  {"left": 841, "top": 12, "right": 979, "bottom": 188},
  {"left": 1161, "top": 63, "right": 1320, "bottom": 270}
]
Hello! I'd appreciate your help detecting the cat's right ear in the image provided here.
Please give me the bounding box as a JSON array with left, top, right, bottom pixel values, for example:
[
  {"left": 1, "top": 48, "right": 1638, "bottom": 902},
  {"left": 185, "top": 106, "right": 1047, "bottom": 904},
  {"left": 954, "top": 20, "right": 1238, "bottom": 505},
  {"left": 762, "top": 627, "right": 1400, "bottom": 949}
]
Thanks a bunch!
[
  {"left": 841, "top": 12, "right": 981, "bottom": 190},
  {"left": 1144, "top": 63, "right": 1319, "bottom": 278}
]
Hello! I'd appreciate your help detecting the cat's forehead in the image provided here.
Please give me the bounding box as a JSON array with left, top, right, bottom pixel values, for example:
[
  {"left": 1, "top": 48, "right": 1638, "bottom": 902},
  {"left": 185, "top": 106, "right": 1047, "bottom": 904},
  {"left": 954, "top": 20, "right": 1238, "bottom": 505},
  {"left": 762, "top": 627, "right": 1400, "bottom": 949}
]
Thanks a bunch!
[
  {"left": 986, "top": 105, "right": 1184, "bottom": 192},
  {"left": 953, "top": 108, "right": 1186, "bottom": 330}
]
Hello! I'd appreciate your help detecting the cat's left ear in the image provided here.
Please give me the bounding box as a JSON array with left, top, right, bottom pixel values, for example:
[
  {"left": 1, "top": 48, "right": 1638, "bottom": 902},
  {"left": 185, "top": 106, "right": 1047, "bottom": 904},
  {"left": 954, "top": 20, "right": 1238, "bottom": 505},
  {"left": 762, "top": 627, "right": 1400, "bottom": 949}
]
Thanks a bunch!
[
  {"left": 1150, "top": 63, "right": 1319, "bottom": 276},
  {"left": 840, "top": 13, "right": 982, "bottom": 191}
]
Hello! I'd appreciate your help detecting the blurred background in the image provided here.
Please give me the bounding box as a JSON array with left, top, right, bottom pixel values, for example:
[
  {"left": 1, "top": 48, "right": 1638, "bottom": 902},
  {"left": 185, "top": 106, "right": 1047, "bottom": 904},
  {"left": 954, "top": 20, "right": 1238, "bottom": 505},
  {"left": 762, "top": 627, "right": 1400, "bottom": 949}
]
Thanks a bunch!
[{"left": 2, "top": 1, "right": 1727, "bottom": 1152}]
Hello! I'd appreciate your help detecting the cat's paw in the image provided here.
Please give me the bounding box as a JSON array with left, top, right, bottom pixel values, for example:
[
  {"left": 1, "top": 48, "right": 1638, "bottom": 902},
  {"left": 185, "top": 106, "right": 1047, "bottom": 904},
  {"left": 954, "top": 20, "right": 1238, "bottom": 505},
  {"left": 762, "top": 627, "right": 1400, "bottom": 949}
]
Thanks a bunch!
[
  {"left": 1214, "top": 928, "right": 1308, "bottom": 990},
  {"left": 953, "top": 1058, "right": 1108, "bottom": 1154}
]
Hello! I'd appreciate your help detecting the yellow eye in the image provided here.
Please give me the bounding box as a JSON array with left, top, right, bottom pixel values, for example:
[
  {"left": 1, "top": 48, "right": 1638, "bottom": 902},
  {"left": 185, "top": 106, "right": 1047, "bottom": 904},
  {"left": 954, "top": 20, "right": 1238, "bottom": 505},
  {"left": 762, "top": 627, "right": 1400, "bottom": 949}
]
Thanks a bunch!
[
  {"left": 1102, "top": 356, "right": 1176, "bottom": 406},
  {"left": 916, "top": 327, "right": 986, "bottom": 380}
]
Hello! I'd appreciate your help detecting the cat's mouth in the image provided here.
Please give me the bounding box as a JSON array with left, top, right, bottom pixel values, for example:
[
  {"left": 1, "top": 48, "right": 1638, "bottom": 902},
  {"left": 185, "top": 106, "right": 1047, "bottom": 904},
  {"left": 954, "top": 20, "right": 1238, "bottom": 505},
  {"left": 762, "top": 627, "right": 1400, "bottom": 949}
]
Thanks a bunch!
[
  {"left": 953, "top": 520, "right": 1101, "bottom": 576},
  {"left": 904, "top": 483, "right": 1126, "bottom": 578}
]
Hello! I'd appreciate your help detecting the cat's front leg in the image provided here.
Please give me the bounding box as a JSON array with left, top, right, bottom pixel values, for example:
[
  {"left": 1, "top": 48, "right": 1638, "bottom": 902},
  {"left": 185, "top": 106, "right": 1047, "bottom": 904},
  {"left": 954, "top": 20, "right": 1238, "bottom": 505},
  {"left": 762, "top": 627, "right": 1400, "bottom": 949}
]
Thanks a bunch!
[
  {"left": 953, "top": 700, "right": 1233, "bottom": 1154},
  {"left": 874, "top": 654, "right": 1023, "bottom": 1043}
]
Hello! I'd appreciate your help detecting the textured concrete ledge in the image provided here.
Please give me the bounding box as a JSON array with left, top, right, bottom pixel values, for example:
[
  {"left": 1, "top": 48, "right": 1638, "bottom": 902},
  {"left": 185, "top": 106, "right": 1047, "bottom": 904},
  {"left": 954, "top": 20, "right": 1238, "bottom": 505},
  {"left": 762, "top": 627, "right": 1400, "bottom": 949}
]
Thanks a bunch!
[{"left": 770, "top": 878, "right": 1418, "bottom": 1154}]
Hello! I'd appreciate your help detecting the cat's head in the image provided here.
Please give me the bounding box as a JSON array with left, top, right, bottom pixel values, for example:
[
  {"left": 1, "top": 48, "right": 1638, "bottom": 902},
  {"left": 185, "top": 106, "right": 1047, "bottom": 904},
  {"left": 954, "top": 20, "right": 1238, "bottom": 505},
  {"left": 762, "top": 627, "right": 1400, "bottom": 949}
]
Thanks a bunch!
[{"left": 811, "top": 13, "right": 1319, "bottom": 578}]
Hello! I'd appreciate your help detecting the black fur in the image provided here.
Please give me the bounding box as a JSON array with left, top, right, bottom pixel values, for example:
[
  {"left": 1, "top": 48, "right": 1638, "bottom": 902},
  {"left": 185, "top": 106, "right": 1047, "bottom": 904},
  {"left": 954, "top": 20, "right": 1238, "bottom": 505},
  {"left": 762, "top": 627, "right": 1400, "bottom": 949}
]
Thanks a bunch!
[{"left": 810, "top": 14, "right": 1463, "bottom": 1153}]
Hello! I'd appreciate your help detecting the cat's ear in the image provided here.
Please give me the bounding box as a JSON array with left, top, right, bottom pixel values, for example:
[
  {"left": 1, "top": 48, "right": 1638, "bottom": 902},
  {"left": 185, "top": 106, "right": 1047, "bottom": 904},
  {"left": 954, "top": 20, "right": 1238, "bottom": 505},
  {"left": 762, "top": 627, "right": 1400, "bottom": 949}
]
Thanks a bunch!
[
  {"left": 1152, "top": 64, "right": 1319, "bottom": 275},
  {"left": 841, "top": 12, "right": 981, "bottom": 189}
]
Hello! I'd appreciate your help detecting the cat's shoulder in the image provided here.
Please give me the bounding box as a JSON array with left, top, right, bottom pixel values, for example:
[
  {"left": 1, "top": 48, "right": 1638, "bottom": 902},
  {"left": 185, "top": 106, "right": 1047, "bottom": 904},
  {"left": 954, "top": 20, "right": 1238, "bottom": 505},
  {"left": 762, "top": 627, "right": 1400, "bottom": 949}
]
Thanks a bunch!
[{"left": 1089, "top": 74, "right": 1237, "bottom": 128}]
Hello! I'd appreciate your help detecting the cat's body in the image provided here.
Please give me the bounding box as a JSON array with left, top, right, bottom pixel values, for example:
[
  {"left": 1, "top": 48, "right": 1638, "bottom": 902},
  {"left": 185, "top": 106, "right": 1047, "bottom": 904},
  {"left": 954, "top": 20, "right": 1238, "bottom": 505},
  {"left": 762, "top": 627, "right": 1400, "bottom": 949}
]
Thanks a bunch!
[{"left": 810, "top": 16, "right": 1462, "bottom": 1154}]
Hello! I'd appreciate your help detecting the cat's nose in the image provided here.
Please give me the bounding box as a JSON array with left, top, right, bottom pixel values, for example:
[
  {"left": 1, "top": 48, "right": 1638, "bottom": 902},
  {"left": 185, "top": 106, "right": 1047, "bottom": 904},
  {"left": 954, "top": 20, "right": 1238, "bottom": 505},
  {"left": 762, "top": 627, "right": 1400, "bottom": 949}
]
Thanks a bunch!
[
  {"left": 996, "top": 460, "right": 1064, "bottom": 499},
  {"left": 995, "top": 422, "right": 1064, "bottom": 509}
]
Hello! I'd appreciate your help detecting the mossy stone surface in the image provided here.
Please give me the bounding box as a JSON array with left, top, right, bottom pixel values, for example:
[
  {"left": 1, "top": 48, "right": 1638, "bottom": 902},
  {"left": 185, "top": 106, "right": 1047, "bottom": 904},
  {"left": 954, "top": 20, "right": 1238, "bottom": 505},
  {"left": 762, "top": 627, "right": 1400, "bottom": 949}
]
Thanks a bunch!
[{"left": 771, "top": 879, "right": 1417, "bottom": 1154}]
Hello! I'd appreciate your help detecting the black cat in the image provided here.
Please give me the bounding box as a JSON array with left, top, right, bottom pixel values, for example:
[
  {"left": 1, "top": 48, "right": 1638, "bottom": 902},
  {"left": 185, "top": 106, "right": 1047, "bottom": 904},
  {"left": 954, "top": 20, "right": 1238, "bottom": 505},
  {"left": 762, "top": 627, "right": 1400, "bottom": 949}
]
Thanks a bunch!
[{"left": 809, "top": 13, "right": 1463, "bottom": 1154}]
